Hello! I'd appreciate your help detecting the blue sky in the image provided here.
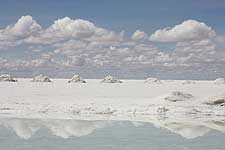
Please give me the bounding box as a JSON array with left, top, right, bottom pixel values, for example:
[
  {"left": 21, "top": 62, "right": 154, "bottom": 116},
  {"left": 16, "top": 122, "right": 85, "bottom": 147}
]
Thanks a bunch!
[
  {"left": 0, "top": 0, "right": 225, "bottom": 79},
  {"left": 1, "top": 0, "right": 225, "bottom": 33}
]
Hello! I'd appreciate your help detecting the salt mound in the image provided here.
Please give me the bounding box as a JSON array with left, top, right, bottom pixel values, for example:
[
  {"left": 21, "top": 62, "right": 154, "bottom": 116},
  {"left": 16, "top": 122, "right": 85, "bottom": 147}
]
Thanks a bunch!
[
  {"left": 204, "top": 95, "right": 225, "bottom": 106},
  {"left": 214, "top": 78, "right": 225, "bottom": 84},
  {"left": 0, "top": 74, "right": 17, "bottom": 82},
  {"left": 157, "top": 107, "right": 169, "bottom": 114},
  {"left": 182, "top": 80, "right": 196, "bottom": 85},
  {"left": 31, "top": 74, "right": 51, "bottom": 82},
  {"left": 164, "top": 91, "right": 194, "bottom": 102},
  {"left": 145, "top": 78, "right": 161, "bottom": 84},
  {"left": 100, "top": 75, "right": 122, "bottom": 83},
  {"left": 68, "top": 75, "right": 86, "bottom": 83}
]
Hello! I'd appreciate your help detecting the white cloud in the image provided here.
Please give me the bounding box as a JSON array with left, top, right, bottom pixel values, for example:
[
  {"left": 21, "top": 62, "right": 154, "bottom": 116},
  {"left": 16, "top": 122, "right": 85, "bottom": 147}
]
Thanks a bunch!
[
  {"left": 0, "top": 15, "right": 42, "bottom": 38},
  {"left": 9, "top": 15, "right": 42, "bottom": 36},
  {"left": 131, "top": 30, "right": 147, "bottom": 41},
  {"left": 150, "top": 20, "right": 216, "bottom": 42},
  {"left": 215, "top": 34, "right": 225, "bottom": 47},
  {"left": 170, "top": 39, "right": 223, "bottom": 68},
  {"left": 0, "top": 15, "right": 42, "bottom": 50},
  {"left": 23, "top": 17, "right": 123, "bottom": 45},
  {"left": 48, "top": 17, "right": 96, "bottom": 38},
  {"left": 1, "top": 16, "right": 225, "bottom": 79},
  {"left": 175, "top": 39, "right": 216, "bottom": 53}
]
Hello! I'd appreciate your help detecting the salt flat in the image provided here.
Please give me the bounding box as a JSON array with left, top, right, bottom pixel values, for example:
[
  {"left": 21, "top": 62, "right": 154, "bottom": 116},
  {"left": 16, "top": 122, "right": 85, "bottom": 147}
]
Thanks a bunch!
[{"left": 0, "top": 79, "right": 225, "bottom": 121}]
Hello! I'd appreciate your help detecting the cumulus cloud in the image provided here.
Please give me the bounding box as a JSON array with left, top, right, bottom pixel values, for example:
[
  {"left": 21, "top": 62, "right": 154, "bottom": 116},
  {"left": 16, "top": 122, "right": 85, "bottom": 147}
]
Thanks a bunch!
[
  {"left": 49, "top": 17, "right": 96, "bottom": 38},
  {"left": 0, "top": 16, "right": 225, "bottom": 79},
  {"left": 0, "top": 15, "right": 41, "bottom": 38},
  {"left": 23, "top": 17, "right": 123, "bottom": 45},
  {"left": 0, "top": 16, "right": 124, "bottom": 50},
  {"left": 170, "top": 39, "right": 225, "bottom": 70},
  {"left": 131, "top": 30, "right": 147, "bottom": 41},
  {"left": 175, "top": 39, "right": 216, "bottom": 53},
  {"left": 0, "top": 15, "right": 42, "bottom": 50},
  {"left": 150, "top": 20, "right": 216, "bottom": 42},
  {"left": 9, "top": 15, "right": 42, "bottom": 36},
  {"left": 215, "top": 34, "right": 225, "bottom": 47}
]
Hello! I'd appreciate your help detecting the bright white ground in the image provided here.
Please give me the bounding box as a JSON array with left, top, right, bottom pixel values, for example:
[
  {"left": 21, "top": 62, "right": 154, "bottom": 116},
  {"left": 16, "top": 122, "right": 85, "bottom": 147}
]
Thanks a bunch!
[{"left": 0, "top": 79, "right": 225, "bottom": 121}]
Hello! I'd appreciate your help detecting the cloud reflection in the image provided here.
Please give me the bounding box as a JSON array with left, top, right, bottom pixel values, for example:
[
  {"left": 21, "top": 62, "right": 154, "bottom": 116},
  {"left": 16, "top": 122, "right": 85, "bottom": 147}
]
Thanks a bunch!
[{"left": 0, "top": 117, "right": 225, "bottom": 140}]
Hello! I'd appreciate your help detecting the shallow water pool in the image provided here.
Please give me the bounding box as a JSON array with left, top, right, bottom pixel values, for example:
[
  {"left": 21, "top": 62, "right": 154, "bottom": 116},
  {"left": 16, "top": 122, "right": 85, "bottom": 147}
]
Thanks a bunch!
[{"left": 0, "top": 118, "right": 224, "bottom": 150}]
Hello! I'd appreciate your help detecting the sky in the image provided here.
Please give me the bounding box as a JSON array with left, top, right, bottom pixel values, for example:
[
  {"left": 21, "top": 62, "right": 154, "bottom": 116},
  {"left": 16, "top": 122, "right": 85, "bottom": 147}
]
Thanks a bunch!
[{"left": 0, "top": 0, "right": 225, "bottom": 79}]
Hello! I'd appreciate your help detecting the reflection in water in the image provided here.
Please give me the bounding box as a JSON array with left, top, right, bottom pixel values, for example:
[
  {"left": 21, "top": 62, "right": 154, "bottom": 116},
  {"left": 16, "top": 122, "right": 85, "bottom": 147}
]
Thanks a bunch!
[
  {"left": 160, "top": 122, "right": 211, "bottom": 139},
  {"left": 0, "top": 117, "right": 225, "bottom": 150},
  {"left": 0, "top": 117, "right": 225, "bottom": 140},
  {"left": 0, "top": 118, "right": 109, "bottom": 139}
]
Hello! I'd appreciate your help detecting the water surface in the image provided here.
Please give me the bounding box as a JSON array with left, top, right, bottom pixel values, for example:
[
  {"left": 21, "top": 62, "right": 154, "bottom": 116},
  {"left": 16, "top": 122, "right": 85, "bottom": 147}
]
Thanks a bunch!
[{"left": 0, "top": 118, "right": 225, "bottom": 150}]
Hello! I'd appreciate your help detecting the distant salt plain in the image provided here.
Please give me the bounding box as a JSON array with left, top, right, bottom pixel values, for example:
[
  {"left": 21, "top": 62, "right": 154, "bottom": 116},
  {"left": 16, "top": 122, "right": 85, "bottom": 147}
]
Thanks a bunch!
[{"left": 0, "top": 78, "right": 225, "bottom": 122}]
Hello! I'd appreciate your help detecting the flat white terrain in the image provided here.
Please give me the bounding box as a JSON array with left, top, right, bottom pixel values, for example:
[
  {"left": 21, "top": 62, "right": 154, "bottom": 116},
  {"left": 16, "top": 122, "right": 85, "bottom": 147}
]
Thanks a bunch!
[{"left": 0, "top": 79, "right": 225, "bottom": 121}]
